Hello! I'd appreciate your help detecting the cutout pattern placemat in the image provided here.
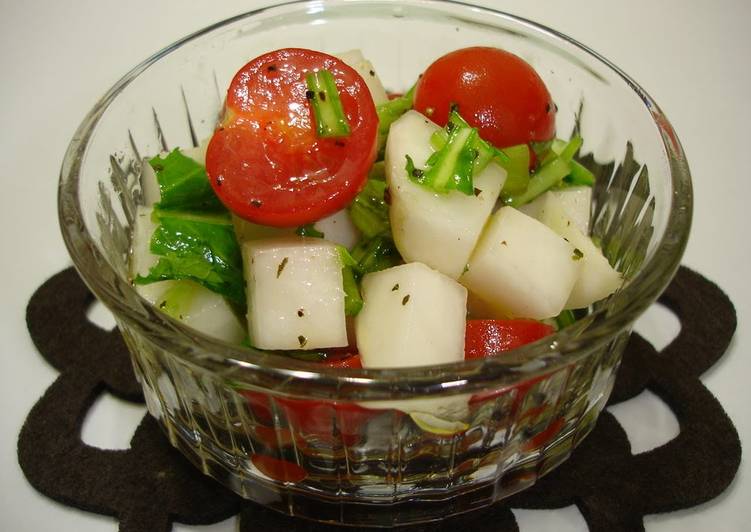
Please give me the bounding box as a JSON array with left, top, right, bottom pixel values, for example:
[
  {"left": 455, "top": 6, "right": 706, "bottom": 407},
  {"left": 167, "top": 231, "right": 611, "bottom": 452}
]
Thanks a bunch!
[{"left": 18, "top": 266, "right": 741, "bottom": 531}]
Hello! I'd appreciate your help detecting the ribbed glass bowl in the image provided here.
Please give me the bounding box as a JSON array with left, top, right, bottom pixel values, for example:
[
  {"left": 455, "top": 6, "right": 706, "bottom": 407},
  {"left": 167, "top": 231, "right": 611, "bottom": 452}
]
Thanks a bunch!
[{"left": 58, "top": 0, "right": 691, "bottom": 526}]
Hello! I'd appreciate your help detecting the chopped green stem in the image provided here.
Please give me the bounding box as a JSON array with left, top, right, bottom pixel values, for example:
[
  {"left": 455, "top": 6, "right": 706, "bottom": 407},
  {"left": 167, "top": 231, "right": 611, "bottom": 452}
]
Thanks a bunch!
[
  {"left": 530, "top": 139, "right": 553, "bottom": 162},
  {"left": 368, "top": 160, "right": 387, "bottom": 181},
  {"left": 564, "top": 160, "right": 595, "bottom": 186},
  {"left": 408, "top": 110, "right": 493, "bottom": 196},
  {"left": 305, "top": 69, "right": 351, "bottom": 138},
  {"left": 503, "top": 135, "right": 593, "bottom": 206},
  {"left": 555, "top": 309, "right": 577, "bottom": 329},
  {"left": 497, "top": 144, "right": 530, "bottom": 196},
  {"left": 558, "top": 135, "right": 583, "bottom": 162},
  {"left": 425, "top": 127, "right": 474, "bottom": 193},
  {"left": 376, "top": 84, "right": 415, "bottom": 154},
  {"left": 504, "top": 157, "right": 571, "bottom": 207}
]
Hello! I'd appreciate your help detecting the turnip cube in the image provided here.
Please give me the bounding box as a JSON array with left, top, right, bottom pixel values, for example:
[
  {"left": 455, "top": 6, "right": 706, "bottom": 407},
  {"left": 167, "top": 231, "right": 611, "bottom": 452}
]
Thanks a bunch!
[
  {"left": 140, "top": 161, "right": 161, "bottom": 207},
  {"left": 355, "top": 262, "right": 467, "bottom": 368},
  {"left": 386, "top": 111, "right": 506, "bottom": 279},
  {"left": 313, "top": 209, "right": 361, "bottom": 249},
  {"left": 523, "top": 192, "right": 622, "bottom": 309},
  {"left": 336, "top": 49, "right": 389, "bottom": 104},
  {"left": 155, "top": 280, "right": 245, "bottom": 344},
  {"left": 131, "top": 207, "right": 245, "bottom": 343},
  {"left": 461, "top": 207, "right": 580, "bottom": 319},
  {"left": 521, "top": 186, "right": 592, "bottom": 234},
  {"left": 243, "top": 238, "right": 348, "bottom": 350}
]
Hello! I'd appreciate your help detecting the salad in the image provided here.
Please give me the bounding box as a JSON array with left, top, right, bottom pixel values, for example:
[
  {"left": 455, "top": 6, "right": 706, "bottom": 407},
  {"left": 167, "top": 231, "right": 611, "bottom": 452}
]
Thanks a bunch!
[{"left": 131, "top": 46, "right": 622, "bottom": 371}]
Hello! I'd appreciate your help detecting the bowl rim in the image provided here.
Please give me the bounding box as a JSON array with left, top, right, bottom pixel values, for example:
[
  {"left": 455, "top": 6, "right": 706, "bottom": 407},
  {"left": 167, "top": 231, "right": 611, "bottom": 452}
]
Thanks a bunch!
[{"left": 58, "top": 0, "right": 692, "bottom": 400}]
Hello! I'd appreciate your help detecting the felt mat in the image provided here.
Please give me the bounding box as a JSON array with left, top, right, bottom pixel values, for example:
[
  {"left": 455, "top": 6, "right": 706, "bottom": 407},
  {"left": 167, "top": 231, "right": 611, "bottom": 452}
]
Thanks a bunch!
[{"left": 18, "top": 266, "right": 741, "bottom": 531}]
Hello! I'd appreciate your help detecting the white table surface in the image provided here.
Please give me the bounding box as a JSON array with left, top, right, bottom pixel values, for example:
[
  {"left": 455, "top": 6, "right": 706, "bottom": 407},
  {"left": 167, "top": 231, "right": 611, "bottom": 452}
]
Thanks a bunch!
[{"left": 1, "top": 1, "right": 748, "bottom": 530}]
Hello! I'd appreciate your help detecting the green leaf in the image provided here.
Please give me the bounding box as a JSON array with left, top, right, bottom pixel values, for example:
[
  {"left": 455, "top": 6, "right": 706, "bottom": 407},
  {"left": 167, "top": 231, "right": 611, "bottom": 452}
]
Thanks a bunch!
[
  {"left": 156, "top": 281, "right": 197, "bottom": 320},
  {"left": 349, "top": 178, "right": 390, "bottom": 239},
  {"left": 305, "top": 69, "right": 351, "bottom": 138},
  {"left": 336, "top": 246, "right": 363, "bottom": 316},
  {"left": 350, "top": 234, "right": 402, "bottom": 276},
  {"left": 295, "top": 223, "right": 324, "bottom": 238},
  {"left": 135, "top": 209, "right": 245, "bottom": 311},
  {"left": 149, "top": 149, "right": 224, "bottom": 212}
]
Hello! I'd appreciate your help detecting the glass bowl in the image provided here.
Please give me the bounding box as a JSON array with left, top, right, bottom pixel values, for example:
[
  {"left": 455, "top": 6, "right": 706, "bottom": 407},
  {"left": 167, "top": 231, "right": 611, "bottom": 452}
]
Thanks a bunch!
[{"left": 58, "top": 0, "right": 692, "bottom": 526}]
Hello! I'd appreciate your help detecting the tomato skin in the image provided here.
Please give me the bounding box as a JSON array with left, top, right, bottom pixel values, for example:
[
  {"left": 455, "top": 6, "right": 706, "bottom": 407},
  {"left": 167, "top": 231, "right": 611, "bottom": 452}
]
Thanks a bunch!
[
  {"left": 465, "top": 319, "right": 554, "bottom": 360},
  {"left": 414, "top": 47, "right": 555, "bottom": 148},
  {"left": 206, "top": 48, "right": 377, "bottom": 227}
]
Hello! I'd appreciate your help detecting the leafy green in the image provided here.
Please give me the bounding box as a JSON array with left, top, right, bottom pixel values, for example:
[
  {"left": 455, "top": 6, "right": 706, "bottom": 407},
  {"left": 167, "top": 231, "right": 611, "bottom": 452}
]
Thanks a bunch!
[
  {"left": 135, "top": 209, "right": 245, "bottom": 311},
  {"left": 350, "top": 234, "right": 401, "bottom": 276},
  {"left": 295, "top": 223, "right": 324, "bottom": 238},
  {"left": 336, "top": 246, "right": 363, "bottom": 316},
  {"left": 305, "top": 69, "right": 351, "bottom": 137},
  {"left": 149, "top": 149, "right": 224, "bottom": 212},
  {"left": 376, "top": 84, "right": 415, "bottom": 155},
  {"left": 349, "top": 178, "right": 390, "bottom": 239},
  {"left": 156, "top": 281, "right": 197, "bottom": 320}
]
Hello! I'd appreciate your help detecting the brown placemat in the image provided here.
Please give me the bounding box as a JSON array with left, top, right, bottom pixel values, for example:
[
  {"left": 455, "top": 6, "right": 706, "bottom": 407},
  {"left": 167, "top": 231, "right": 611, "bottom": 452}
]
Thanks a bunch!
[{"left": 18, "top": 266, "right": 741, "bottom": 531}]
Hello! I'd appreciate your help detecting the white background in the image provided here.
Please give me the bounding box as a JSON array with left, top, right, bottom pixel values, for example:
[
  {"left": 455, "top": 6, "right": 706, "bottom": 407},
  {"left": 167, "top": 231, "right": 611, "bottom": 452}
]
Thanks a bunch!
[{"left": 0, "top": 0, "right": 748, "bottom": 530}]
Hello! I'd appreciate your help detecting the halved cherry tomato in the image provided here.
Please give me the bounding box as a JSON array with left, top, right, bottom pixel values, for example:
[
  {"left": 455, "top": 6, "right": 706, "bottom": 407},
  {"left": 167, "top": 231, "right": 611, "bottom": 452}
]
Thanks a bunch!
[
  {"left": 465, "top": 319, "right": 554, "bottom": 359},
  {"left": 414, "top": 47, "right": 556, "bottom": 149},
  {"left": 250, "top": 454, "right": 307, "bottom": 483},
  {"left": 206, "top": 48, "right": 378, "bottom": 227}
]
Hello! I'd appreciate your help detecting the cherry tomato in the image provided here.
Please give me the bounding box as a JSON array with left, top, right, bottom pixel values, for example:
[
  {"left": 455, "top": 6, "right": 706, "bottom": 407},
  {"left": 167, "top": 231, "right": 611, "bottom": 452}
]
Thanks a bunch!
[
  {"left": 465, "top": 319, "right": 554, "bottom": 360},
  {"left": 206, "top": 48, "right": 378, "bottom": 227},
  {"left": 522, "top": 416, "right": 565, "bottom": 451},
  {"left": 413, "top": 47, "right": 556, "bottom": 148},
  {"left": 240, "top": 390, "right": 274, "bottom": 426},
  {"left": 276, "top": 398, "right": 377, "bottom": 447},
  {"left": 250, "top": 454, "right": 307, "bottom": 483},
  {"left": 323, "top": 352, "right": 362, "bottom": 369}
]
